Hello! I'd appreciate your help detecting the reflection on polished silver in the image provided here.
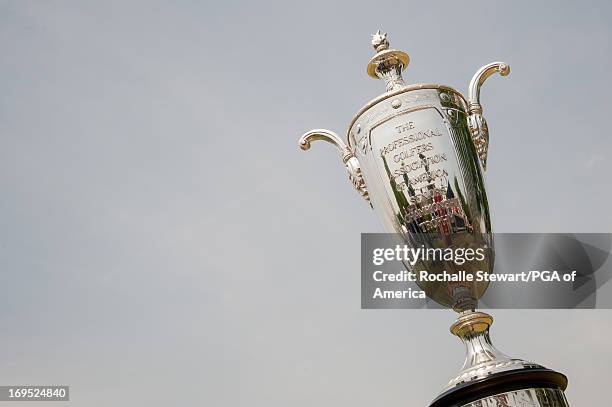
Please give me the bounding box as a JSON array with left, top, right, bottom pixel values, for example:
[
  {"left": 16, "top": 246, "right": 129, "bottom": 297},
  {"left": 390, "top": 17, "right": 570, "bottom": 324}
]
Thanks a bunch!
[
  {"left": 463, "top": 388, "right": 570, "bottom": 407},
  {"left": 299, "top": 31, "right": 568, "bottom": 406}
]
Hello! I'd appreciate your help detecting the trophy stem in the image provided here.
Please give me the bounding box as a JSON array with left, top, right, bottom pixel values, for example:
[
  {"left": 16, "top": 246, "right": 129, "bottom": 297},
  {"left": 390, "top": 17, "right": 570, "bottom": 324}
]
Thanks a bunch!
[
  {"left": 450, "top": 311, "right": 509, "bottom": 372},
  {"left": 446, "top": 310, "right": 530, "bottom": 389}
]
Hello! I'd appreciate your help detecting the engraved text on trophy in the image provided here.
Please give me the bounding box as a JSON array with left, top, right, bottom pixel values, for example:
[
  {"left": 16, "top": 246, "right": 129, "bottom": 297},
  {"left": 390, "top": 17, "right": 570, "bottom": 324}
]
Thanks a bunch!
[{"left": 371, "top": 107, "right": 472, "bottom": 235}]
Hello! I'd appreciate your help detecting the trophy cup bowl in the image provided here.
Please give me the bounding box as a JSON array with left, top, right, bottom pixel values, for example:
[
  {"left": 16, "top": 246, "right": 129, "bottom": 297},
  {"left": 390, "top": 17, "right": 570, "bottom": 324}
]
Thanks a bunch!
[
  {"left": 299, "top": 31, "right": 570, "bottom": 406},
  {"left": 300, "top": 30, "right": 505, "bottom": 312}
]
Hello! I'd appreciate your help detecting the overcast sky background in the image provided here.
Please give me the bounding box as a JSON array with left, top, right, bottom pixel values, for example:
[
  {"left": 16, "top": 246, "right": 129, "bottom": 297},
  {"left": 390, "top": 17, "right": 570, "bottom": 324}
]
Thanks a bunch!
[{"left": 0, "top": 1, "right": 611, "bottom": 406}]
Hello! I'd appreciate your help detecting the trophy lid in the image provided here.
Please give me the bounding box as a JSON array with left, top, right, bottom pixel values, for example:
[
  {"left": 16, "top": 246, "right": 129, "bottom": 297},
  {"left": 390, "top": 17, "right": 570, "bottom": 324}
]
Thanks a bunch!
[{"left": 367, "top": 30, "right": 410, "bottom": 92}]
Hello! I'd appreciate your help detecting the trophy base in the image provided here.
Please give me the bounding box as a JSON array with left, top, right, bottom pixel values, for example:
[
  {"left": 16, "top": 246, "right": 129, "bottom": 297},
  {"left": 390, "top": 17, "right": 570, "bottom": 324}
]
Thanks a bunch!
[
  {"left": 429, "top": 312, "right": 570, "bottom": 407},
  {"left": 429, "top": 368, "right": 569, "bottom": 407}
]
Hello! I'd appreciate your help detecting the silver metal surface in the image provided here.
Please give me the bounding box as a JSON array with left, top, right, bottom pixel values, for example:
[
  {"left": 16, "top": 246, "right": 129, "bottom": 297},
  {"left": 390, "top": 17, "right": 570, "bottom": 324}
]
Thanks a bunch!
[
  {"left": 447, "top": 311, "right": 543, "bottom": 390},
  {"left": 467, "top": 62, "right": 510, "bottom": 170},
  {"left": 462, "top": 388, "right": 570, "bottom": 407},
  {"left": 299, "top": 129, "right": 370, "bottom": 205}
]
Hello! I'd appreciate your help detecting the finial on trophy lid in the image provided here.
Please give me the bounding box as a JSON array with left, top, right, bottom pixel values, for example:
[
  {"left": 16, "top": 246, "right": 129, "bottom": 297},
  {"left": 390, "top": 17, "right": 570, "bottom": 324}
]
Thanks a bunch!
[{"left": 367, "top": 30, "right": 410, "bottom": 92}]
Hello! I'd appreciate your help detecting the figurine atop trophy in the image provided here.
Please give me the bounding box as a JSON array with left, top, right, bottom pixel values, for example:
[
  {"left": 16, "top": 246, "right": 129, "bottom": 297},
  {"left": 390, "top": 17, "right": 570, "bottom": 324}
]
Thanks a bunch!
[{"left": 299, "top": 31, "right": 570, "bottom": 406}]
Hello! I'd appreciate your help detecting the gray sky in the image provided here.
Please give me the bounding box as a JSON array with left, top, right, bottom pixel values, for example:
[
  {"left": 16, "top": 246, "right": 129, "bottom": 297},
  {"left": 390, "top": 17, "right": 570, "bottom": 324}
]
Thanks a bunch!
[{"left": 0, "top": 1, "right": 611, "bottom": 406}]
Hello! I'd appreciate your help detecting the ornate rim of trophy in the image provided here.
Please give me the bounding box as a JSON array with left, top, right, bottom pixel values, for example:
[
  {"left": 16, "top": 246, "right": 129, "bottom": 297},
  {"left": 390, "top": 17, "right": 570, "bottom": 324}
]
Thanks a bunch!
[{"left": 298, "top": 31, "right": 570, "bottom": 406}]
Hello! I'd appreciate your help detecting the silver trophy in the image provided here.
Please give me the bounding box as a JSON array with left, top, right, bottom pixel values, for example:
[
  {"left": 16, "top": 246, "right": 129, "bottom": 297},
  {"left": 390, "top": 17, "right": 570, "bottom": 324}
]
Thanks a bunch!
[{"left": 299, "top": 31, "right": 570, "bottom": 406}]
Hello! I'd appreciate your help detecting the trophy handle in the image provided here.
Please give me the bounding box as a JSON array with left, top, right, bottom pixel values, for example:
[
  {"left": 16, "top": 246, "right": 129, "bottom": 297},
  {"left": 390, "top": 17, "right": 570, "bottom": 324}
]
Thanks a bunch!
[
  {"left": 299, "top": 129, "right": 372, "bottom": 207},
  {"left": 467, "top": 62, "right": 510, "bottom": 170}
]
